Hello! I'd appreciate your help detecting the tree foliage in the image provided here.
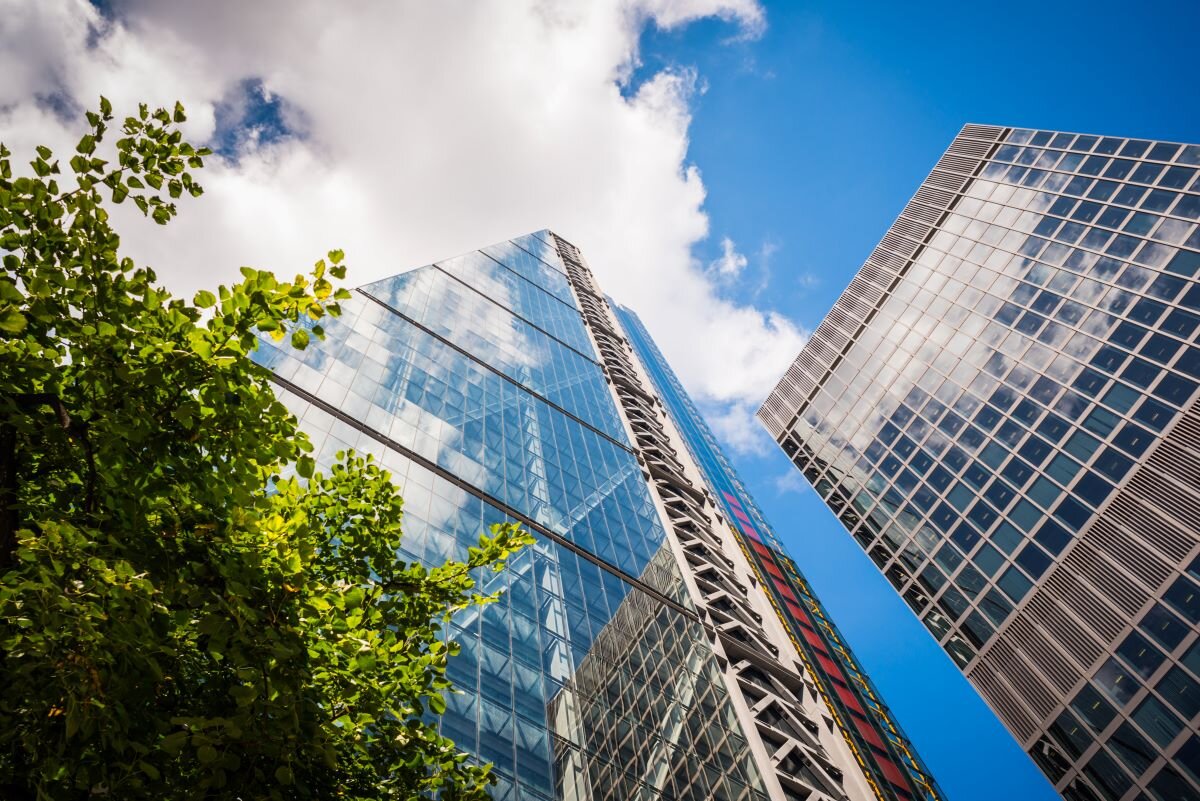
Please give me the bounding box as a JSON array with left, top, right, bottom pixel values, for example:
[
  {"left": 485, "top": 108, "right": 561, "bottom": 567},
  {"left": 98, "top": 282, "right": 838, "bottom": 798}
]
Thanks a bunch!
[{"left": 0, "top": 99, "right": 532, "bottom": 799}]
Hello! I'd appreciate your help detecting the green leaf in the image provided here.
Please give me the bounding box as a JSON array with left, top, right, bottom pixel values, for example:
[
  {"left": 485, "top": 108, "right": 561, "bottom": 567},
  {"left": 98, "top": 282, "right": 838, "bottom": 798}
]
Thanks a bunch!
[
  {"left": 274, "top": 766, "right": 294, "bottom": 785},
  {"left": 159, "top": 731, "right": 189, "bottom": 755},
  {"left": 197, "top": 745, "right": 218, "bottom": 764},
  {"left": 173, "top": 101, "right": 187, "bottom": 123},
  {"left": 0, "top": 307, "right": 26, "bottom": 334},
  {"left": 296, "top": 456, "right": 315, "bottom": 479},
  {"left": 290, "top": 328, "right": 309, "bottom": 350},
  {"left": 100, "top": 95, "right": 113, "bottom": 116},
  {"left": 193, "top": 290, "right": 216, "bottom": 308},
  {"left": 77, "top": 134, "right": 96, "bottom": 155},
  {"left": 230, "top": 685, "right": 258, "bottom": 707},
  {"left": 428, "top": 694, "right": 446, "bottom": 714}
]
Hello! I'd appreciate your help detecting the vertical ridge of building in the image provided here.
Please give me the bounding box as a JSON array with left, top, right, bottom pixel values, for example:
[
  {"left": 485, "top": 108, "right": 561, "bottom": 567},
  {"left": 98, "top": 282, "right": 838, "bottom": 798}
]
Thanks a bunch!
[
  {"left": 553, "top": 233, "right": 928, "bottom": 801},
  {"left": 613, "top": 304, "right": 942, "bottom": 801}
]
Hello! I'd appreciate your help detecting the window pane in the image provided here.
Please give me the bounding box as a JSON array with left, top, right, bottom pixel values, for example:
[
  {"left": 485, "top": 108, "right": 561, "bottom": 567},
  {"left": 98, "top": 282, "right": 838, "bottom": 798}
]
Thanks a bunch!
[
  {"left": 1141, "top": 604, "right": 1189, "bottom": 650},
  {"left": 1049, "top": 708, "right": 1092, "bottom": 759},
  {"left": 1163, "top": 575, "right": 1200, "bottom": 624},
  {"left": 1082, "top": 749, "right": 1133, "bottom": 801},
  {"left": 1108, "top": 723, "right": 1156, "bottom": 777},
  {"left": 1073, "top": 685, "right": 1118, "bottom": 733},
  {"left": 1132, "top": 696, "right": 1184, "bottom": 747},
  {"left": 1146, "top": 765, "right": 1197, "bottom": 801},
  {"left": 1118, "top": 631, "right": 1166, "bottom": 679},
  {"left": 1095, "top": 658, "right": 1141, "bottom": 706},
  {"left": 1156, "top": 667, "right": 1200, "bottom": 720}
]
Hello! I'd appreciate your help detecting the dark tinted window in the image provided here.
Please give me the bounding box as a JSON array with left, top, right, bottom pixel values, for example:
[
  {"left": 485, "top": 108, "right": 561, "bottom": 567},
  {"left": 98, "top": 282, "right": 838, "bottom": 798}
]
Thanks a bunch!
[
  {"left": 1141, "top": 604, "right": 1189, "bottom": 650},
  {"left": 1071, "top": 685, "right": 1118, "bottom": 733},
  {"left": 1049, "top": 708, "right": 1092, "bottom": 759},
  {"left": 1163, "top": 575, "right": 1200, "bottom": 624},
  {"left": 1117, "top": 631, "right": 1166, "bottom": 679},
  {"left": 1132, "top": 696, "right": 1184, "bottom": 747},
  {"left": 1108, "top": 723, "right": 1155, "bottom": 777},
  {"left": 1082, "top": 749, "right": 1133, "bottom": 801},
  {"left": 1156, "top": 667, "right": 1200, "bottom": 720},
  {"left": 1095, "top": 657, "right": 1140, "bottom": 705}
]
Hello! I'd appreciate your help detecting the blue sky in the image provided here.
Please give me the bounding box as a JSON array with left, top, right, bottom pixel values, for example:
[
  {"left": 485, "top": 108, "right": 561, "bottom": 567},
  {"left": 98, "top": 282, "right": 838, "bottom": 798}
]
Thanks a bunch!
[{"left": 631, "top": 2, "right": 1198, "bottom": 800}]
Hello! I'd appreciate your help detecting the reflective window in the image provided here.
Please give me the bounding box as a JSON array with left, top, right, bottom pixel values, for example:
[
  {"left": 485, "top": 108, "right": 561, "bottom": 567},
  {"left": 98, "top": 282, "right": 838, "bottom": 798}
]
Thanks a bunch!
[
  {"left": 1072, "top": 685, "right": 1118, "bottom": 733},
  {"left": 1082, "top": 749, "right": 1132, "bottom": 801},
  {"left": 1141, "top": 604, "right": 1190, "bottom": 650},
  {"left": 1163, "top": 574, "right": 1200, "bottom": 624},
  {"left": 1155, "top": 667, "right": 1200, "bottom": 720},
  {"left": 1117, "top": 631, "right": 1167, "bottom": 679},
  {"left": 1132, "top": 696, "right": 1184, "bottom": 747},
  {"left": 1095, "top": 658, "right": 1140, "bottom": 706},
  {"left": 1108, "top": 723, "right": 1156, "bottom": 777}
]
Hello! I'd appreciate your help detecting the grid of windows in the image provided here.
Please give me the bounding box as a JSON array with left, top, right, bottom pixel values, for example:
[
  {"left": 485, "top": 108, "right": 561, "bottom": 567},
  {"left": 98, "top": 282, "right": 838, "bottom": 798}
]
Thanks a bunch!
[
  {"left": 765, "top": 128, "right": 1200, "bottom": 801},
  {"left": 254, "top": 232, "right": 770, "bottom": 800}
]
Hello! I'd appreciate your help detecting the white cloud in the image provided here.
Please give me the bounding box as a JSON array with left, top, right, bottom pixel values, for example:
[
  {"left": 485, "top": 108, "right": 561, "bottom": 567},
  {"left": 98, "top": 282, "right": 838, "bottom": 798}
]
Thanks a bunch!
[
  {"left": 699, "top": 399, "right": 773, "bottom": 457},
  {"left": 709, "top": 236, "right": 748, "bottom": 278},
  {"left": 0, "top": 0, "right": 802, "bottom": 453},
  {"left": 773, "top": 469, "right": 808, "bottom": 495}
]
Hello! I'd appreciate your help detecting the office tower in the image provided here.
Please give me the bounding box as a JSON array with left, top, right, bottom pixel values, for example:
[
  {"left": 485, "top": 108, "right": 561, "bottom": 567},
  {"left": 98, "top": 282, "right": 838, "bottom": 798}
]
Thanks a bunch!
[
  {"left": 759, "top": 126, "right": 1200, "bottom": 801},
  {"left": 252, "top": 230, "right": 940, "bottom": 801}
]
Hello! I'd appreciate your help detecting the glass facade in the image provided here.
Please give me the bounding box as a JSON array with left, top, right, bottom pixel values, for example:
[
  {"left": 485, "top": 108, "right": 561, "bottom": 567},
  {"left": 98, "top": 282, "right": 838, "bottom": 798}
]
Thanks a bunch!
[
  {"left": 760, "top": 127, "right": 1200, "bottom": 801},
  {"left": 254, "top": 231, "right": 768, "bottom": 800},
  {"left": 615, "top": 306, "right": 942, "bottom": 801}
]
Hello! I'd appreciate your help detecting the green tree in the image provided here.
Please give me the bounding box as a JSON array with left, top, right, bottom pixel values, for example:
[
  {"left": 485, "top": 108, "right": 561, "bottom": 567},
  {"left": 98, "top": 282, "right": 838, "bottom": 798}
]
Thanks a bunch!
[{"left": 0, "top": 99, "right": 532, "bottom": 799}]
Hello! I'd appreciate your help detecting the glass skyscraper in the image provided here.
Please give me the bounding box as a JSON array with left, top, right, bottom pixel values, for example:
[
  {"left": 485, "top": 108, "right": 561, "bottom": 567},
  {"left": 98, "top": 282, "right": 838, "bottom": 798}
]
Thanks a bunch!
[
  {"left": 253, "top": 231, "right": 939, "bottom": 801},
  {"left": 759, "top": 126, "right": 1200, "bottom": 801}
]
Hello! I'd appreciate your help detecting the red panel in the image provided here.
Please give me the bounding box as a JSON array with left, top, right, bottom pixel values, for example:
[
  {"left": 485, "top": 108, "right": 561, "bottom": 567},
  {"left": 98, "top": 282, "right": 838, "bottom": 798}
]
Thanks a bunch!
[
  {"left": 764, "top": 562, "right": 785, "bottom": 579},
  {"left": 739, "top": 521, "right": 762, "bottom": 542},
  {"left": 853, "top": 716, "right": 886, "bottom": 750},
  {"left": 816, "top": 653, "right": 845, "bottom": 683},
  {"left": 771, "top": 578, "right": 797, "bottom": 601},
  {"left": 721, "top": 491, "right": 741, "bottom": 507},
  {"left": 733, "top": 507, "right": 751, "bottom": 522},
  {"left": 876, "top": 757, "right": 911, "bottom": 793},
  {"left": 800, "top": 626, "right": 829, "bottom": 655},
  {"left": 785, "top": 602, "right": 810, "bottom": 625},
  {"left": 752, "top": 541, "right": 773, "bottom": 559},
  {"left": 834, "top": 683, "right": 864, "bottom": 713}
]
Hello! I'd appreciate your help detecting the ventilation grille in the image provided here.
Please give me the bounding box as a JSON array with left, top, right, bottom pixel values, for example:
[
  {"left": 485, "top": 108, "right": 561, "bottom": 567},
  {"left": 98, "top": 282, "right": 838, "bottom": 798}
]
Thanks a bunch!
[
  {"left": 1088, "top": 517, "right": 1172, "bottom": 594},
  {"left": 1065, "top": 540, "right": 1148, "bottom": 618},
  {"left": 969, "top": 662, "right": 1038, "bottom": 744},
  {"left": 1023, "top": 593, "right": 1103, "bottom": 669},
  {"left": 1004, "top": 616, "right": 1078, "bottom": 694},
  {"left": 958, "top": 123, "right": 1006, "bottom": 141},
  {"left": 985, "top": 639, "right": 1057, "bottom": 719}
]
